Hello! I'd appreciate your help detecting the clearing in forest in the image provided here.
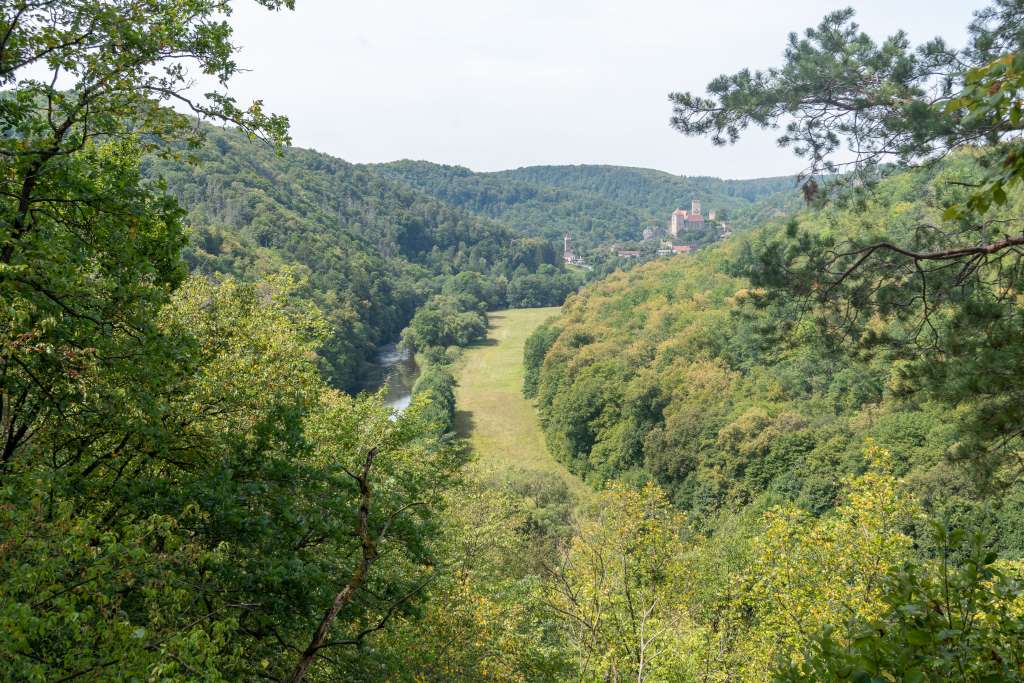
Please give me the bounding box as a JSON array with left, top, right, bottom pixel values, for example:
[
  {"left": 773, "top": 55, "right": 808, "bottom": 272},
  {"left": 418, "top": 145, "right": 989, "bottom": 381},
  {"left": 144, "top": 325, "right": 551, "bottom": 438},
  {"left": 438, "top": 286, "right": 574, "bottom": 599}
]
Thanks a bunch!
[{"left": 453, "top": 307, "right": 590, "bottom": 501}]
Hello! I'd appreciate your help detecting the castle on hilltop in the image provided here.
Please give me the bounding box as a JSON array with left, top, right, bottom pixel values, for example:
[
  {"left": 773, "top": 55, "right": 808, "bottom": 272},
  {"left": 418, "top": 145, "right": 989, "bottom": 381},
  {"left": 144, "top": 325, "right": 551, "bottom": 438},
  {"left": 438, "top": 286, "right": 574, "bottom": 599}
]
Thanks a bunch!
[{"left": 669, "top": 199, "right": 715, "bottom": 237}]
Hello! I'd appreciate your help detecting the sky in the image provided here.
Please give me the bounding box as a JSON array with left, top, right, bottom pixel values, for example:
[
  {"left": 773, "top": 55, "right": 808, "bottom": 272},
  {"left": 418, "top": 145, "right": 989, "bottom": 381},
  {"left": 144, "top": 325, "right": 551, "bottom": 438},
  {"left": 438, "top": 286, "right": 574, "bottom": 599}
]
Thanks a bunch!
[{"left": 217, "top": 0, "right": 989, "bottom": 179}]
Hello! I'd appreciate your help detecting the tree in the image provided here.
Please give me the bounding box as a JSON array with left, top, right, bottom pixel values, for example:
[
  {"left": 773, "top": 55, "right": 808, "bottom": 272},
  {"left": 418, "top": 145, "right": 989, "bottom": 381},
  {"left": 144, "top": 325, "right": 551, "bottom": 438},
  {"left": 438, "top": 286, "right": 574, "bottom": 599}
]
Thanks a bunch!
[
  {"left": 669, "top": 5, "right": 1022, "bottom": 209},
  {"left": 522, "top": 319, "right": 560, "bottom": 399},
  {"left": 0, "top": 272, "right": 463, "bottom": 680},
  {"left": 0, "top": 3, "right": 468, "bottom": 679},
  {"left": 546, "top": 483, "right": 692, "bottom": 682},
  {"left": 669, "top": 3, "right": 1024, "bottom": 475},
  {"left": 735, "top": 447, "right": 918, "bottom": 679},
  {"left": 668, "top": 3, "right": 1024, "bottom": 281},
  {"left": 776, "top": 526, "right": 1024, "bottom": 682},
  {"left": 1, "top": 0, "right": 291, "bottom": 476},
  {"left": 678, "top": 446, "right": 920, "bottom": 682}
]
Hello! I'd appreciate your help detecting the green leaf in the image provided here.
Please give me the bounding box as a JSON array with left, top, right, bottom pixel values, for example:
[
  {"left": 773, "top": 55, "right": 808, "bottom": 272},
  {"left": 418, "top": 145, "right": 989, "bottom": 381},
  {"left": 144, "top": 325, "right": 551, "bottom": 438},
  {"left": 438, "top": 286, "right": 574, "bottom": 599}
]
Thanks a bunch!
[
  {"left": 992, "top": 184, "right": 1008, "bottom": 205},
  {"left": 905, "top": 629, "right": 931, "bottom": 646}
]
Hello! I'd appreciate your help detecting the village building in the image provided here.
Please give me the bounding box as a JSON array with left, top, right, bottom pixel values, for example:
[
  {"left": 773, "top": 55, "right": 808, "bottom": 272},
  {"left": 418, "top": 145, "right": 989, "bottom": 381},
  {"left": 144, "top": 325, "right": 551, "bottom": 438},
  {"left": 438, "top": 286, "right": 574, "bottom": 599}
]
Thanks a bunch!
[
  {"left": 657, "top": 244, "right": 692, "bottom": 257},
  {"left": 616, "top": 250, "right": 641, "bottom": 259},
  {"left": 563, "top": 233, "right": 584, "bottom": 265}
]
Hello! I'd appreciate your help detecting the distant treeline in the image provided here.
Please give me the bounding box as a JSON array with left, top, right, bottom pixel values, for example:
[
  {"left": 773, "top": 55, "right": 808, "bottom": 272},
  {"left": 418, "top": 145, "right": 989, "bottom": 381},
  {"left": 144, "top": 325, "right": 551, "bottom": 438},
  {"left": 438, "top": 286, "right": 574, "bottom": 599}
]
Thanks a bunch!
[{"left": 375, "top": 160, "right": 802, "bottom": 248}]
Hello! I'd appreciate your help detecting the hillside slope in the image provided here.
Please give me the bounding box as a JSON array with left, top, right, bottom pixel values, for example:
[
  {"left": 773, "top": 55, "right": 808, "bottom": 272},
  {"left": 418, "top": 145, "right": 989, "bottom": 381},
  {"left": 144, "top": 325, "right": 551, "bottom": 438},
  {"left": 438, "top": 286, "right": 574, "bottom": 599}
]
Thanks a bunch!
[
  {"left": 142, "top": 129, "right": 566, "bottom": 390},
  {"left": 526, "top": 157, "right": 1024, "bottom": 555},
  {"left": 494, "top": 164, "right": 801, "bottom": 228},
  {"left": 376, "top": 160, "right": 801, "bottom": 246}
]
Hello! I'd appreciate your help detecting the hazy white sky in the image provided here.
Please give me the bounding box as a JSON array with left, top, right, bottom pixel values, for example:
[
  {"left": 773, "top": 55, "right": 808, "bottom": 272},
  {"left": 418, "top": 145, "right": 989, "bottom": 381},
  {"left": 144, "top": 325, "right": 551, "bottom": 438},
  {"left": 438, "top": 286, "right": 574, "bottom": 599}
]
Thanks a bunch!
[{"left": 220, "top": 0, "right": 989, "bottom": 178}]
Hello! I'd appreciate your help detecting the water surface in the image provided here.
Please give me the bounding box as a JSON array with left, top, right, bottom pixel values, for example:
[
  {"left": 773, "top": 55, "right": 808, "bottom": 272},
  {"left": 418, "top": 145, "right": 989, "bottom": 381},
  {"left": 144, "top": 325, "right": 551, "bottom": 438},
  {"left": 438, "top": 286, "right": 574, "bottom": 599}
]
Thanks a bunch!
[{"left": 363, "top": 342, "right": 418, "bottom": 413}]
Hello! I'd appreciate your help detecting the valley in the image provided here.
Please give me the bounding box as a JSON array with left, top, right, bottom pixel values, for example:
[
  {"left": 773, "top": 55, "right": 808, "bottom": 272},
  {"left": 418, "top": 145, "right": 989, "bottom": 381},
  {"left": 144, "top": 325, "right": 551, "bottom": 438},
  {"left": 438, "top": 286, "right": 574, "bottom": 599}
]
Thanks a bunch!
[
  {"left": 452, "top": 307, "right": 589, "bottom": 502},
  {"left": 5, "top": 2, "right": 1023, "bottom": 681}
]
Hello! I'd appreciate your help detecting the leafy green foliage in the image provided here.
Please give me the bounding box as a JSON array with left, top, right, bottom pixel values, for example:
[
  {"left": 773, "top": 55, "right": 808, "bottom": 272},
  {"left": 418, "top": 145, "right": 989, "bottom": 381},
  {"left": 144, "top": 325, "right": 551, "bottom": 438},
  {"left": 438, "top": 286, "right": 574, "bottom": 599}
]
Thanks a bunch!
[
  {"left": 507, "top": 265, "right": 579, "bottom": 309},
  {"left": 0, "top": 3, "right": 470, "bottom": 680},
  {"left": 412, "top": 363, "right": 458, "bottom": 434},
  {"left": 8, "top": 2, "right": 1024, "bottom": 680},
  {"left": 678, "top": 0, "right": 1024, "bottom": 220},
  {"left": 376, "top": 160, "right": 646, "bottom": 246},
  {"left": 528, "top": 158, "right": 1024, "bottom": 545},
  {"left": 377, "top": 160, "right": 801, "bottom": 248},
  {"left": 495, "top": 164, "right": 801, "bottom": 232},
  {"left": 523, "top": 318, "right": 561, "bottom": 399},
  {"left": 0, "top": 270, "right": 465, "bottom": 680},
  {"left": 403, "top": 294, "right": 489, "bottom": 351},
  {"left": 145, "top": 127, "right": 575, "bottom": 391},
  {"left": 777, "top": 527, "right": 1024, "bottom": 682},
  {"left": 546, "top": 483, "right": 693, "bottom": 682},
  {"left": 670, "top": 4, "right": 1024, "bottom": 477},
  {"left": 338, "top": 482, "right": 574, "bottom": 681},
  {"left": 669, "top": 7, "right": 968, "bottom": 180}
]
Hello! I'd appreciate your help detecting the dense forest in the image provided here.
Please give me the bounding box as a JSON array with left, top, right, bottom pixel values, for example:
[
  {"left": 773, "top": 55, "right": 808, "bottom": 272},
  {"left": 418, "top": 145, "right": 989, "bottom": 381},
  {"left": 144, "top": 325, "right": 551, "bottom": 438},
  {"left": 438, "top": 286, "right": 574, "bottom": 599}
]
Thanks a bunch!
[
  {"left": 374, "top": 160, "right": 647, "bottom": 246},
  {"left": 3, "top": 1, "right": 1024, "bottom": 682},
  {"left": 376, "top": 160, "right": 800, "bottom": 247},
  {"left": 524, "top": 4, "right": 1024, "bottom": 679},
  {"left": 528, "top": 153, "right": 1024, "bottom": 545},
  {"left": 513, "top": 155, "right": 1024, "bottom": 680},
  {"left": 493, "top": 164, "right": 802, "bottom": 230},
  {"left": 144, "top": 128, "right": 580, "bottom": 391}
]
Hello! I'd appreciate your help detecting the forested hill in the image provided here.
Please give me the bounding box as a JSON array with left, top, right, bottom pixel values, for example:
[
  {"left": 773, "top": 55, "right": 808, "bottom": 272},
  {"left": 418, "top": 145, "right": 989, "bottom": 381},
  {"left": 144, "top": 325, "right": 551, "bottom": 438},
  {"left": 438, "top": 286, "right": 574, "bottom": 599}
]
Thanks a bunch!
[
  {"left": 494, "top": 164, "right": 801, "bottom": 227},
  {"left": 142, "top": 128, "right": 568, "bottom": 391},
  {"left": 11, "top": 2, "right": 1024, "bottom": 681},
  {"left": 375, "top": 159, "right": 801, "bottom": 244},
  {"left": 145, "top": 133, "right": 799, "bottom": 392},
  {"left": 526, "top": 153, "right": 1024, "bottom": 554},
  {"left": 373, "top": 160, "right": 645, "bottom": 245}
]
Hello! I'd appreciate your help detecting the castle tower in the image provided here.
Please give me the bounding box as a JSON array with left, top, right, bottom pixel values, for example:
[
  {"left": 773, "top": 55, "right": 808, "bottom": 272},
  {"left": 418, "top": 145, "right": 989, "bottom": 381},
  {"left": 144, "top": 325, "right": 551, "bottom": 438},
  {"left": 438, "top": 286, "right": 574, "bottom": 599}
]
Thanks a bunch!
[
  {"left": 563, "top": 233, "right": 574, "bottom": 262},
  {"left": 691, "top": 199, "right": 702, "bottom": 217},
  {"left": 670, "top": 208, "right": 688, "bottom": 237}
]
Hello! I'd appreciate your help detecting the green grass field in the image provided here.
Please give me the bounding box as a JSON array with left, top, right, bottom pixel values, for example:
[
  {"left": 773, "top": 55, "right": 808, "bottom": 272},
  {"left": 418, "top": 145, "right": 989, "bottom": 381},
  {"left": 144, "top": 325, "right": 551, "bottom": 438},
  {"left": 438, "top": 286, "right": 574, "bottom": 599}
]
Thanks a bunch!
[{"left": 453, "top": 308, "right": 590, "bottom": 501}]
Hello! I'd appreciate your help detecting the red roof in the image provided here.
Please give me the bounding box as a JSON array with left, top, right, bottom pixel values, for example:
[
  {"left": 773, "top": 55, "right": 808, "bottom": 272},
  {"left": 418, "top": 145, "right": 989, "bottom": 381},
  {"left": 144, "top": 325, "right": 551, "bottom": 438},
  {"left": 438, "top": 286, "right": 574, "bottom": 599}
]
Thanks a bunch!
[
  {"left": 672, "top": 245, "right": 691, "bottom": 252},
  {"left": 686, "top": 214, "right": 704, "bottom": 222},
  {"left": 672, "top": 209, "right": 687, "bottom": 216}
]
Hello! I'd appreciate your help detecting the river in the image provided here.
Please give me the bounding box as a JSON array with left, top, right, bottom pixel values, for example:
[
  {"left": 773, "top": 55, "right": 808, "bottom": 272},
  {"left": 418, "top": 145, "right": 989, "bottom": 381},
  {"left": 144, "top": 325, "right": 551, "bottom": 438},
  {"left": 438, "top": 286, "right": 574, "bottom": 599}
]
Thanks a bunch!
[{"left": 362, "top": 342, "right": 419, "bottom": 413}]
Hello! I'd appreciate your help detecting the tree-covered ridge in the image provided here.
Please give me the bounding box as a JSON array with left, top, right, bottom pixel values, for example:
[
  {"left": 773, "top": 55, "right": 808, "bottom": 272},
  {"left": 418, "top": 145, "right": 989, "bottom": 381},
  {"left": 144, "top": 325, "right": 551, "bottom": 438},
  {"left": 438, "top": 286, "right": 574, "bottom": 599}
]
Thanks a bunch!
[
  {"left": 527, "top": 154, "right": 1024, "bottom": 553},
  {"left": 375, "top": 159, "right": 802, "bottom": 247},
  {"left": 374, "top": 159, "right": 645, "bottom": 245},
  {"left": 493, "top": 163, "right": 801, "bottom": 227},
  {"left": 519, "top": 150, "right": 1024, "bottom": 680},
  {"left": 143, "top": 128, "right": 572, "bottom": 390}
]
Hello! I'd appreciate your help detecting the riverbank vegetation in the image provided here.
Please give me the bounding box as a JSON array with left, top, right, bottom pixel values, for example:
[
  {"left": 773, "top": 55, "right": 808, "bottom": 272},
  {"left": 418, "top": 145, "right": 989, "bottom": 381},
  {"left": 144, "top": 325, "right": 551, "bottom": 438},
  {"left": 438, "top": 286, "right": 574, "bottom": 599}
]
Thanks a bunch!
[{"left": 146, "top": 128, "right": 582, "bottom": 392}]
